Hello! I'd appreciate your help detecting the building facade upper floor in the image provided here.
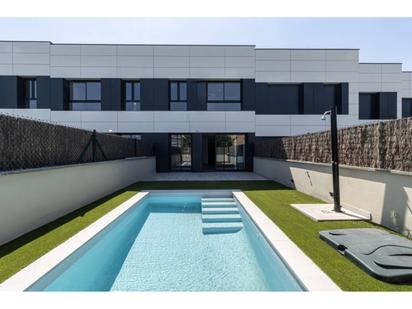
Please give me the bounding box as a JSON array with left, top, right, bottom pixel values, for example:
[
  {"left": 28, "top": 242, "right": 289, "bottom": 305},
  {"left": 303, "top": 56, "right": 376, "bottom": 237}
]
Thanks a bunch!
[{"left": 0, "top": 41, "right": 412, "bottom": 136}]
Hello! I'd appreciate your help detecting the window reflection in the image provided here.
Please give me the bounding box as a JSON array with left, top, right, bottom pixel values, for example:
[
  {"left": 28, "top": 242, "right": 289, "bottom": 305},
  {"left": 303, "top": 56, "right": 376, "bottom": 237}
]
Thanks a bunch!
[{"left": 170, "top": 134, "right": 192, "bottom": 170}]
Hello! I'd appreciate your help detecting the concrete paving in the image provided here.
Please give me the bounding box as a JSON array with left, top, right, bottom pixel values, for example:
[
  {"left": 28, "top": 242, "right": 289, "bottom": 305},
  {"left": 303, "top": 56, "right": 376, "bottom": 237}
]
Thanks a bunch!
[
  {"left": 291, "top": 204, "right": 370, "bottom": 221},
  {"left": 151, "top": 172, "right": 267, "bottom": 181}
]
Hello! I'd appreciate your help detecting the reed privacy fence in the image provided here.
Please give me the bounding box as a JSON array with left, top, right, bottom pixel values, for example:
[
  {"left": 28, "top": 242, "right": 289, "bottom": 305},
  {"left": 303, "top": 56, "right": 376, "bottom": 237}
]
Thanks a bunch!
[
  {"left": 255, "top": 117, "right": 412, "bottom": 172},
  {"left": 0, "top": 114, "right": 149, "bottom": 172}
]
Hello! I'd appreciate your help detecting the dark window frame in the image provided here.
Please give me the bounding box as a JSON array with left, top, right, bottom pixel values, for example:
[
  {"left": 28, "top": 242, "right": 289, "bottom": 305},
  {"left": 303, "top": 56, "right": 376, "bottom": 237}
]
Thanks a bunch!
[
  {"left": 169, "top": 81, "right": 187, "bottom": 111},
  {"left": 206, "top": 81, "right": 242, "bottom": 104},
  {"left": 169, "top": 133, "right": 193, "bottom": 171},
  {"left": 123, "top": 80, "right": 141, "bottom": 111},
  {"left": 402, "top": 98, "right": 412, "bottom": 118},
  {"left": 359, "top": 92, "right": 380, "bottom": 120},
  {"left": 23, "top": 78, "right": 37, "bottom": 109},
  {"left": 69, "top": 80, "right": 102, "bottom": 111}
]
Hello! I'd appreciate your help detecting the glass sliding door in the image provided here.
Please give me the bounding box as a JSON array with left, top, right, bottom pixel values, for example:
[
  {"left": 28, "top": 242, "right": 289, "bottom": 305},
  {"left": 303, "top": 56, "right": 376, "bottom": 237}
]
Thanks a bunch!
[
  {"left": 170, "top": 134, "right": 192, "bottom": 171},
  {"left": 215, "top": 134, "right": 245, "bottom": 170}
]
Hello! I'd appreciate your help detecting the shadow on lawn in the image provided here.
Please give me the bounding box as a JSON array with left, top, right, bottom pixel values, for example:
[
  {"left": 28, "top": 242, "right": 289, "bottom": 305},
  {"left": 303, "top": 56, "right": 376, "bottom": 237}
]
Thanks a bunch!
[
  {"left": 0, "top": 180, "right": 288, "bottom": 260},
  {"left": 0, "top": 187, "right": 134, "bottom": 260}
]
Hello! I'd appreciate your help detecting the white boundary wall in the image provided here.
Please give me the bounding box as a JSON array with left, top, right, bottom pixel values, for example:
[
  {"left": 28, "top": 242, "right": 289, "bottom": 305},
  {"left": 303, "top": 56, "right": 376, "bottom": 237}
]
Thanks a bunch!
[
  {"left": 254, "top": 157, "right": 412, "bottom": 236},
  {"left": 0, "top": 157, "right": 155, "bottom": 245}
]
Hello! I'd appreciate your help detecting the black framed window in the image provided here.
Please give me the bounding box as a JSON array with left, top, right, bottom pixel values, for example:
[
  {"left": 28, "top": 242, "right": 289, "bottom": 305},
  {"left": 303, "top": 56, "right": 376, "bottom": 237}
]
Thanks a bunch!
[
  {"left": 207, "top": 81, "right": 241, "bottom": 111},
  {"left": 124, "top": 81, "right": 141, "bottom": 111},
  {"left": 402, "top": 98, "right": 412, "bottom": 118},
  {"left": 169, "top": 81, "right": 187, "bottom": 111},
  {"left": 170, "top": 134, "right": 192, "bottom": 171},
  {"left": 359, "top": 92, "right": 397, "bottom": 120},
  {"left": 69, "top": 81, "right": 101, "bottom": 111},
  {"left": 23, "top": 78, "right": 37, "bottom": 109}
]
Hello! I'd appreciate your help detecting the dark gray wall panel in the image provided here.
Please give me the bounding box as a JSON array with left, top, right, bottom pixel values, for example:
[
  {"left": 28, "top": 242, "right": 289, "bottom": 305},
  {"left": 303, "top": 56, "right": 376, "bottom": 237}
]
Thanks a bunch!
[
  {"left": 141, "top": 79, "right": 168, "bottom": 111},
  {"left": 245, "top": 133, "right": 255, "bottom": 172},
  {"left": 379, "top": 92, "right": 397, "bottom": 119},
  {"left": 303, "top": 83, "right": 329, "bottom": 114},
  {"left": 359, "top": 93, "right": 379, "bottom": 119},
  {"left": 187, "top": 80, "right": 207, "bottom": 111},
  {"left": 50, "top": 78, "right": 67, "bottom": 110},
  {"left": 359, "top": 92, "right": 396, "bottom": 120},
  {"left": 402, "top": 98, "right": 412, "bottom": 118},
  {"left": 0, "top": 76, "right": 18, "bottom": 108},
  {"left": 303, "top": 83, "right": 348, "bottom": 115},
  {"left": 242, "top": 79, "right": 255, "bottom": 111},
  {"left": 339, "top": 83, "right": 349, "bottom": 114},
  {"left": 191, "top": 133, "right": 202, "bottom": 172},
  {"left": 37, "top": 76, "right": 51, "bottom": 109},
  {"left": 255, "top": 83, "right": 302, "bottom": 114},
  {"left": 101, "top": 79, "right": 121, "bottom": 111},
  {"left": 141, "top": 133, "right": 169, "bottom": 172}
]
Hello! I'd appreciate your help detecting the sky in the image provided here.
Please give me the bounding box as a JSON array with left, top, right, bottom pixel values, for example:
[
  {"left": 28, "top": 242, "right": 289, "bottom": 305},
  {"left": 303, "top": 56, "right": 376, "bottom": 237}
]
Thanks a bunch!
[{"left": 1, "top": 17, "right": 411, "bottom": 70}]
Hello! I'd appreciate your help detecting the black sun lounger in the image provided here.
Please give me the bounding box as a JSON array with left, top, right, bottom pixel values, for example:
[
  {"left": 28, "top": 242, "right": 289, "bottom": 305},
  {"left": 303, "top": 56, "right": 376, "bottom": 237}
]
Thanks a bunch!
[{"left": 319, "top": 228, "right": 412, "bottom": 283}]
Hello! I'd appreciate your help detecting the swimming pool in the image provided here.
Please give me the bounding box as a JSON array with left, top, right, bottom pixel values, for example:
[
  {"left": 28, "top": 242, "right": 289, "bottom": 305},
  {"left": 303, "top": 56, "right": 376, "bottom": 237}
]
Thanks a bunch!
[{"left": 0, "top": 190, "right": 339, "bottom": 291}]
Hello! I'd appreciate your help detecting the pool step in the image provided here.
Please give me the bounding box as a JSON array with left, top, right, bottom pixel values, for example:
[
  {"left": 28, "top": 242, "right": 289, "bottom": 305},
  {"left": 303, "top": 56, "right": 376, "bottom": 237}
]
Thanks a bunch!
[
  {"left": 202, "top": 214, "right": 242, "bottom": 223},
  {"left": 202, "top": 207, "right": 239, "bottom": 215},
  {"left": 201, "top": 197, "right": 243, "bottom": 234},
  {"left": 202, "top": 198, "right": 235, "bottom": 203},
  {"left": 202, "top": 222, "right": 244, "bottom": 234},
  {"left": 201, "top": 201, "right": 237, "bottom": 208}
]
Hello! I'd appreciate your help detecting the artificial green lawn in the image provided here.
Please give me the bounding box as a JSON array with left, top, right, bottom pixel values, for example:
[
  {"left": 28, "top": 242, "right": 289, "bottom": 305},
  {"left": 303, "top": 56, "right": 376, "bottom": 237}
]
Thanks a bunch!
[{"left": 0, "top": 180, "right": 411, "bottom": 291}]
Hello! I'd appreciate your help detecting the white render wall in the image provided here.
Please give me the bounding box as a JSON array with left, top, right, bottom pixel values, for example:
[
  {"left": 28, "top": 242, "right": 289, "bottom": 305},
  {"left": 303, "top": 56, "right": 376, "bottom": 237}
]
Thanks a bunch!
[
  {"left": 0, "top": 41, "right": 409, "bottom": 136},
  {"left": 0, "top": 157, "right": 155, "bottom": 245},
  {"left": 254, "top": 157, "right": 412, "bottom": 236}
]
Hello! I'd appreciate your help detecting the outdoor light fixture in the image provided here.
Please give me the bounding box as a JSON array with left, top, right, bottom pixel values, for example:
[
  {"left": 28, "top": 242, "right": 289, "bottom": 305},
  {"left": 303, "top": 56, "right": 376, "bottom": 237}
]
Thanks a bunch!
[{"left": 321, "top": 105, "right": 341, "bottom": 212}]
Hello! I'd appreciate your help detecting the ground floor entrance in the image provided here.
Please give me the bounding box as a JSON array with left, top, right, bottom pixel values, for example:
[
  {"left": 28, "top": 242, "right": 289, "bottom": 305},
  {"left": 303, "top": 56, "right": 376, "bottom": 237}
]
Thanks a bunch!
[
  {"left": 201, "top": 134, "right": 245, "bottom": 171},
  {"left": 141, "top": 132, "right": 254, "bottom": 172}
]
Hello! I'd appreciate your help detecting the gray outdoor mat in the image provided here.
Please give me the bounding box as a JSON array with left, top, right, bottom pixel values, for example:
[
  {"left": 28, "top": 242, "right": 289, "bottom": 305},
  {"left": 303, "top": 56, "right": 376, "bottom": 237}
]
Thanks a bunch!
[{"left": 319, "top": 228, "right": 412, "bottom": 283}]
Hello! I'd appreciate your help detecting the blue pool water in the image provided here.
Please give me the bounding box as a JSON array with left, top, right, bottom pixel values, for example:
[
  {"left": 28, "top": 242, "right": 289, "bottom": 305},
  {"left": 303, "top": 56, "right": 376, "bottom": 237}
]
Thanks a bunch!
[{"left": 27, "top": 193, "right": 304, "bottom": 291}]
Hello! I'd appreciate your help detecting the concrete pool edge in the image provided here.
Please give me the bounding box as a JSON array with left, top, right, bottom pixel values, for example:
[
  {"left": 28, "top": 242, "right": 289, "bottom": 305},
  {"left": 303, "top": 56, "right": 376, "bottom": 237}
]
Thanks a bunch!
[
  {"left": 233, "top": 191, "right": 340, "bottom": 292},
  {"left": 0, "top": 189, "right": 340, "bottom": 292},
  {"left": 0, "top": 192, "right": 150, "bottom": 291}
]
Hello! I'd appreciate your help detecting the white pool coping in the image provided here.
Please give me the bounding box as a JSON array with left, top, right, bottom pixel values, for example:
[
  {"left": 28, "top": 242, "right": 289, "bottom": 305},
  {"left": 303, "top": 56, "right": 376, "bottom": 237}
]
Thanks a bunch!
[
  {"left": 233, "top": 192, "right": 340, "bottom": 291},
  {"left": 0, "top": 190, "right": 340, "bottom": 292},
  {"left": 0, "top": 192, "right": 149, "bottom": 291}
]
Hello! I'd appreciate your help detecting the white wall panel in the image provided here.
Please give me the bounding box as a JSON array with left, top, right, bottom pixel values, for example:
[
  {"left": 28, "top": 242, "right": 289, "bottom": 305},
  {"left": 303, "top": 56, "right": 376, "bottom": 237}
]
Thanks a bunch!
[
  {"left": 13, "top": 64, "right": 50, "bottom": 75},
  {"left": 255, "top": 125, "right": 291, "bottom": 136},
  {"left": 0, "top": 42, "right": 12, "bottom": 53},
  {"left": 256, "top": 49, "right": 291, "bottom": 60},
  {"left": 154, "top": 122, "right": 190, "bottom": 132},
  {"left": 117, "top": 111, "right": 154, "bottom": 122},
  {"left": 0, "top": 65, "right": 13, "bottom": 74},
  {"left": 80, "top": 45, "right": 116, "bottom": 56},
  {"left": 51, "top": 55, "right": 81, "bottom": 67},
  {"left": 325, "top": 50, "right": 359, "bottom": 61},
  {"left": 291, "top": 50, "right": 326, "bottom": 60},
  {"left": 118, "top": 122, "right": 154, "bottom": 132},
  {"left": 189, "top": 46, "right": 225, "bottom": 57},
  {"left": 0, "top": 53, "right": 12, "bottom": 64},
  {"left": 13, "top": 53, "right": 49, "bottom": 65},
  {"left": 50, "top": 67, "right": 81, "bottom": 78},
  {"left": 224, "top": 67, "right": 254, "bottom": 78},
  {"left": 189, "top": 57, "right": 224, "bottom": 68},
  {"left": 81, "top": 55, "right": 116, "bottom": 67},
  {"left": 117, "top": 56, "right": 153, "bottom": 67},
  {"left": 12, "top": 42, "right": 49, "bottom": 53},
  {"left": 117, "top": 45, "right": 154, "bottom": 56},
  {"left": 50, "top": 44, "right": 81, "bottom": 55},
  {"left": 154, "top": 46, "right": 190, "bottom": 57},
  {"left": 256, "top": 60, "right": 290, "bottom": 72}
]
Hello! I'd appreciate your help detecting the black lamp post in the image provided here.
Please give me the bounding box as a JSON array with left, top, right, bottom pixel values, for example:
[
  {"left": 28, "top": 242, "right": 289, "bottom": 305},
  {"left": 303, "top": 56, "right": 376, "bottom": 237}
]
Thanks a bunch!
[{"left": 322, "top": 105, "right": 341, "bottom": 212}]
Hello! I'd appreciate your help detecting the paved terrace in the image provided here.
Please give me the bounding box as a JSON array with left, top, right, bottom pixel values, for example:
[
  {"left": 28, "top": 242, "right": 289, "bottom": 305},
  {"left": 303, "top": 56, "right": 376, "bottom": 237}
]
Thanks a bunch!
[{"left": 151, "top": 172, "right": 268, "bottom": 181}]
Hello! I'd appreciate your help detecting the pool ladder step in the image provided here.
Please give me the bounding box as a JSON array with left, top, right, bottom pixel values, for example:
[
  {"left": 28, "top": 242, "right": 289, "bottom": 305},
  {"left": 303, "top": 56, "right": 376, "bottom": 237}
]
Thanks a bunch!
[{"left": 201, "top": 197, "right": 243, "bottom": 234}]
